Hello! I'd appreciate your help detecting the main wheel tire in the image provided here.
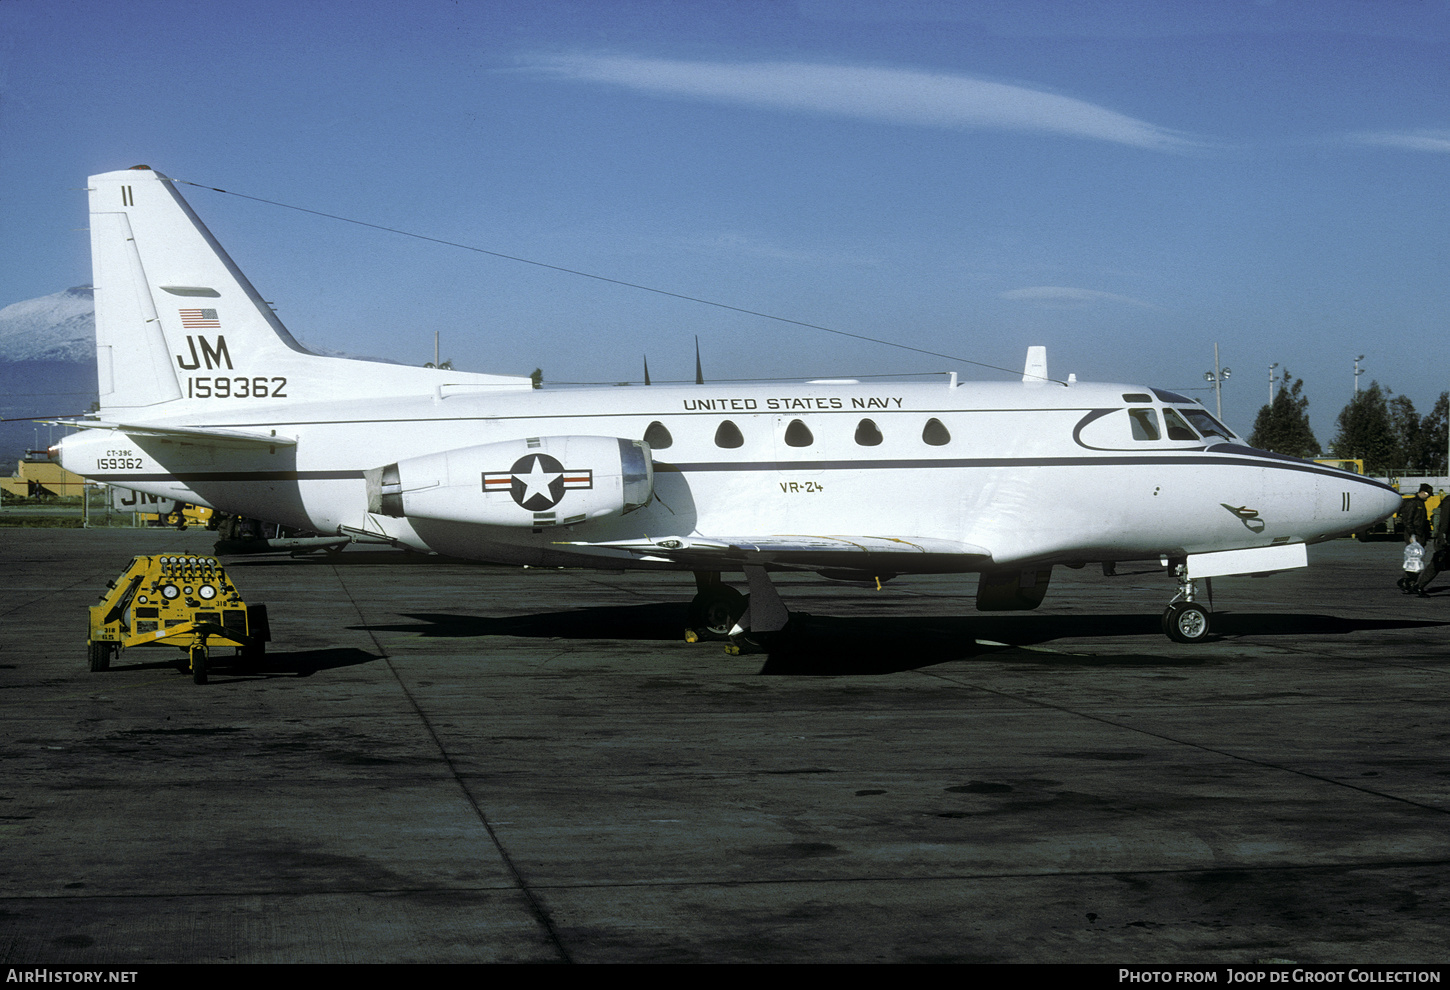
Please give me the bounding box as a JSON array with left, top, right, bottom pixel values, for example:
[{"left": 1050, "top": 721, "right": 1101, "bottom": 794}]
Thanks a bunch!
[
  {"left": 87, "top": 640, "right": 113, "bottom": 672},
  {"left": 191, "top": 646, "right": 208, "bottom": 685},
  {"left": 688, "top": 586, "right": 747, "bottom": 639},
  {"left": 1163, "top": 602, "right": 1211, "bottom": 643}
]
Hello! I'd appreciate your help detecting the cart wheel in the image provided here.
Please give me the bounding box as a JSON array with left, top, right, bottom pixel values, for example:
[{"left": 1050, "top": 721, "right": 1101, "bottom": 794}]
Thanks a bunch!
[
  {"left": 87, "top": 640, "right": 113, "bottom": 672},
  {"left": 191, "top": 645, "right": 208, "bottom": 685}
]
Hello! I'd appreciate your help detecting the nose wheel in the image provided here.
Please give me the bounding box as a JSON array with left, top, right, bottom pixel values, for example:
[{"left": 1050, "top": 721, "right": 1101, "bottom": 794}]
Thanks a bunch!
[{"left": 1162, "top": 601, "right": 1210, "bottom": 642}]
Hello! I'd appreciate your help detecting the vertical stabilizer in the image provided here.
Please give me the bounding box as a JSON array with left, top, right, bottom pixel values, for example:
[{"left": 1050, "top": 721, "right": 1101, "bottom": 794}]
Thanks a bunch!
[{"left": 87, "top": 166, "right": 532, "bottom": 418}]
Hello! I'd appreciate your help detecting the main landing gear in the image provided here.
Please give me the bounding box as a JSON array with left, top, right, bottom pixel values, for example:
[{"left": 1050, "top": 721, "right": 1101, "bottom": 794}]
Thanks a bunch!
[
  {"left": 1161, "top": 560, "right": 1213, "bottom": 643},
  {"left": 686, "top": 567, "right": 789, "bottom": 654},
  {"left": 686, "top": 571, "right": 746, "bottom": 641},
  {"left": 687, "top": 561, "right": 1217, "bottom": 649}
]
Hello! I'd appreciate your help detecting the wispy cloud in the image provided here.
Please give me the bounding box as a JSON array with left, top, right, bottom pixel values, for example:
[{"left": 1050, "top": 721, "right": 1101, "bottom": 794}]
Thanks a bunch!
[
  {"left": 1000, "top": 286, "right": 1160, "bottom": 309},
  {"left": 522, "top": 54, "right": 1201, "bottom": 153},
  {"left": 671, "top": 231, "right": 881, "bottom": 268},
  {"left": 1345, "top": 129, "right": 1450, "bottom": 153}
]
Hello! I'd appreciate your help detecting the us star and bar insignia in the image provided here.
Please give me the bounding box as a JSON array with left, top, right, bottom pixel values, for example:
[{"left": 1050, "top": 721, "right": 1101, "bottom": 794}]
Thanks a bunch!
[{"left": 483, "top": 453, "right": 592, "bottom": 511}]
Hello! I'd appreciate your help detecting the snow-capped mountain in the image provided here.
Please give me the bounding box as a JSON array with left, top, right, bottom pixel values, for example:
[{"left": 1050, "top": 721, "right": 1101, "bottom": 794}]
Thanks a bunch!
[
  {"left": 0, "top": 286, "right": 406, "bottom": 365},
  {"left": 0, "top": 286, "right": 429, "bottom": 466},
  {"left": 0, "top": 287, "right": 95, "bottom": 362}
]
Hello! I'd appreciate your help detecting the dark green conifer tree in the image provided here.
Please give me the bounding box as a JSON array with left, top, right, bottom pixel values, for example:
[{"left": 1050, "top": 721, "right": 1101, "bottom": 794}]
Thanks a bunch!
[
  {"left": 1247, "top": 369, "right": 1320, "bottom": 457},
  {"left": 1330, "top": 382, "right": 1397, "bottom": 473}
]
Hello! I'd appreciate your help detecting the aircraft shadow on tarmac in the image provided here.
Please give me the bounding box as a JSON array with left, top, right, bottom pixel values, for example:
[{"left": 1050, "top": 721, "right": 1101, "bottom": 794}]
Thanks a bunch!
[
  {"left": 103, "top": 647, "right": 379, "bottom": 681},
  {"left": 221, "top": 551, "right": 506, "bottom": 567},
  {"left": 365, "top": 603, "right": 692, "bottom": 643},
  {"left": 361, "top": 605, "right": 1448, "bottom": 676}
]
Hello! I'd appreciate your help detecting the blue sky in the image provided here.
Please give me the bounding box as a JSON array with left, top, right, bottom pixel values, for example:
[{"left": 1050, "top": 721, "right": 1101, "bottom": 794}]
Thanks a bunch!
[{"left": 2, "top": 0, "right": 1447, "bottom": 443}]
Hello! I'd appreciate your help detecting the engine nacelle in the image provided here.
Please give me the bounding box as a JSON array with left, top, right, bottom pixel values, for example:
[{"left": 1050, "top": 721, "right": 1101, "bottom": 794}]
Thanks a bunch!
[{"left": 367, "top": 436, "right": 653, "bottom": 528}]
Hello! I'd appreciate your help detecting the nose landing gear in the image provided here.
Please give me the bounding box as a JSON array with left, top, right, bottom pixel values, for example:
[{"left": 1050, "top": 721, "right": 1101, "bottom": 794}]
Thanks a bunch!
[{"left": 1162, "top": 560, "right": 1213, "bottom": 643}]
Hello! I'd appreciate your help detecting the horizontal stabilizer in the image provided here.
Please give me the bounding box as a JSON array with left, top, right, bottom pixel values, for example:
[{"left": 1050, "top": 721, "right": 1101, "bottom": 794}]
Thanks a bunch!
[{"left": 58, "top": 419, "right": 297, "bottom": 449}]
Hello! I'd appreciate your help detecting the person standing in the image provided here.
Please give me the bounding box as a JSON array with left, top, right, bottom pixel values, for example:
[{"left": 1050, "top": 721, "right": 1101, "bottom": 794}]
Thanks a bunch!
[
  {"left": 1412, "top": 488, "right": 1447, "bottom": 596},
  {"left": 1398, "top": 484, "right": 1433, "bottom": 592}
]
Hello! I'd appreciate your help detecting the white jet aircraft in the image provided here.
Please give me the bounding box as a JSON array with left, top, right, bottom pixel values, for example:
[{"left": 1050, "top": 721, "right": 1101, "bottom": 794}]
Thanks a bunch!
[{"left": 56, "top": 166, "right": 1402, "bottom": 646}]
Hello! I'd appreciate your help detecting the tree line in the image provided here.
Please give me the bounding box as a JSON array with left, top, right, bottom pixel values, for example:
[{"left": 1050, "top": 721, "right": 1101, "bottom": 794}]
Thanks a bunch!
[{"left": 1246, "top": 369, "right": 1449, "bottom": 475}]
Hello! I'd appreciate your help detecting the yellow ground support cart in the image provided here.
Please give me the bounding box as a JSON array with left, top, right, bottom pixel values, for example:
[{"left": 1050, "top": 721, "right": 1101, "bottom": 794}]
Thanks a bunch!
[{"left": 87, "top": 554, "right": 270, "bottom": 684}]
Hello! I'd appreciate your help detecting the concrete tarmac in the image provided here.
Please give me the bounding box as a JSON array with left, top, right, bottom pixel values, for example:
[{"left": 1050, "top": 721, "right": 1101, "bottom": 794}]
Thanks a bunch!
[{"left": 2, "top": 528, "right": 1448, "bottom": 964}]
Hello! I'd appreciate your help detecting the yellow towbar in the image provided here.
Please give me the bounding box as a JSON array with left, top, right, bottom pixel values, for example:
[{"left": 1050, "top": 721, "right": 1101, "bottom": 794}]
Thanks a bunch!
[{"left": 87, "top": 554, "right": 270, "bottom": 685}]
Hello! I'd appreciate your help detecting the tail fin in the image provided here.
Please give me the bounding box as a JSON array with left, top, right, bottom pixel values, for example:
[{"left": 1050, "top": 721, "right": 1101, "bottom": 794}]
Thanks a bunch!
[{"left": 88, "top": 166, "right": 531, "bottom": 416}]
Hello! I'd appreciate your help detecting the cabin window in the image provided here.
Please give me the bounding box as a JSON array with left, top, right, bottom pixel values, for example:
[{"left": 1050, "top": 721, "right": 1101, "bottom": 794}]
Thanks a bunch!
[
  {"left": 643, "top": 420, "right": 673, "bottom": 450},
  {"left": 922, "top": 418, "right": 951, "bottom": 446},
  {"left": 1128, "top": 408, "right": 1161, "bottom": 441},
  {"left": 714, "top": 420, "right": 744, "bottom": 449},
  {"left": 784, "top": 419, "right": 814, "bottom": 447},
  {"left": 1180, "top": 408, "right": 1234, "bottom": 442},
  {"left": 854, "top": 419, "right": 883, "bottom": 446},
  {"left": 1162, "top": 408, "right": 1199, "bottom": 441}
]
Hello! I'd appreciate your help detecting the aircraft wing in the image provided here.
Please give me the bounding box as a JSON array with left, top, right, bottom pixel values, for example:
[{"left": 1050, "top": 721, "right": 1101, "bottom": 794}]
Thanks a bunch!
[
  {"left": 561, "top": 534, "right": 993, "bottom": 573},
  {"left": 54, "top": 420, "right": 297, "bottom": 449}
]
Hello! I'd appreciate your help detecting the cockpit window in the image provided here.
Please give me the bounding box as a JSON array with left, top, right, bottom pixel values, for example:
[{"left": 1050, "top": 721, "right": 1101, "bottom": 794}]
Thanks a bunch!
[
  {"left": 1179, "top": 408, "right": 1235, "bottom": 442},
  {"left": 1128, "top": 408, "right": 1161, "bottom": 441},
  {"left": 1162, "top": 408, "right": 1199, "bottom": 441}
]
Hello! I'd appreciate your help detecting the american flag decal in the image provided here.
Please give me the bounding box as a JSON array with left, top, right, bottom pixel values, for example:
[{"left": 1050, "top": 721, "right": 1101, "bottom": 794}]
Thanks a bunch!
[{"left": 180, "top": 308, "right": 220, "bottom": 329}]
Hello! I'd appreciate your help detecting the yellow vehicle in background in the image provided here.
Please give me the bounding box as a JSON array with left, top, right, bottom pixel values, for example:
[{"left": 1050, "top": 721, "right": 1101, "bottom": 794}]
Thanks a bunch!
[
  {"left": 109, "top": 487, "right": 216, "bottom": 529},
  {"left": 1392, "top": 488, "right": 1443, "bottom": 538},
  {"left": 138, "top": 502, "right": 215, "bottom": 530},
  {"left": 1311, "top": 460, "right": 1443, "bottom": 538}
]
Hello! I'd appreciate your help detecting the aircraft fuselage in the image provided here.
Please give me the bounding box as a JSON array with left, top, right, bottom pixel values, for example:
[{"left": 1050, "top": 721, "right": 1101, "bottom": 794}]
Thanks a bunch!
[{"left": 60, "top": 377, "right": 1397, "bottom": 571}]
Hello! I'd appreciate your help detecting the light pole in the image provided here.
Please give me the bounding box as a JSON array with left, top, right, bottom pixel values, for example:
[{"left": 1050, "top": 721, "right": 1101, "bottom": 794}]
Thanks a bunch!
[
  {"left": 1268, "top": 362, "right": 1279, "bottom": 406},
  {"left": 1203, "top": 343, "right": 1231, "bottom": 420},
  {"left": 1354, "top": 354, "right": 1365, "bottom": 395}
]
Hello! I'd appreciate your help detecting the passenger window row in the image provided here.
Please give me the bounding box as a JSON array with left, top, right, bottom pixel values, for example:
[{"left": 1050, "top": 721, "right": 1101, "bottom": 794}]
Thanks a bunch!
[{"left": 642, "top": 418, "right": 952, "bottom": 450}]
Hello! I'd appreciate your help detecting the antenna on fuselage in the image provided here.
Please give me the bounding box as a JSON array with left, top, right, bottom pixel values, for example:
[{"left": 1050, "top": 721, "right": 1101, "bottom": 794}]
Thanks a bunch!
[
  {"left": 694, "top": 336, "right": 704, "bottom": 385},
  {"left": 643, "top": 355, "right": 651, "bottom": 386},
  {"left": 1022, "top": 346, "right": 1048, "bottom": 384}
]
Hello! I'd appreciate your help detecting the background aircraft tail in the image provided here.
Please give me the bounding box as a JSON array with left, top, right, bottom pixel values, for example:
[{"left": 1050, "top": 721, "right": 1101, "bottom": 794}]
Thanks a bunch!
[{"left": 87, "top": 166, "right": 532, "bottom": 417}]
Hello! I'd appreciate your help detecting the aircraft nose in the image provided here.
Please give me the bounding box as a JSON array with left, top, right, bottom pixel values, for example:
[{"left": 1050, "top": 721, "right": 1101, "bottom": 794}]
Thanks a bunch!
[{"left": 1362, "top": 484, "right": 1405, "bottom": 529}]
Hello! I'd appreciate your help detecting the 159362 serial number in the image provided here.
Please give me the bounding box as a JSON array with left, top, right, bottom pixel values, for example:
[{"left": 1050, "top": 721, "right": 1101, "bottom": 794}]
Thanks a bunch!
[{"left": 187, "top": 376, "right": 288, "bottom": 399}]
